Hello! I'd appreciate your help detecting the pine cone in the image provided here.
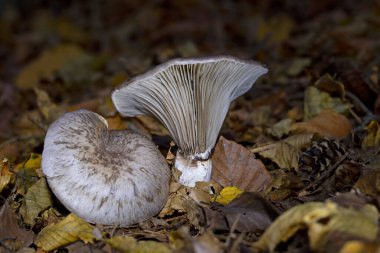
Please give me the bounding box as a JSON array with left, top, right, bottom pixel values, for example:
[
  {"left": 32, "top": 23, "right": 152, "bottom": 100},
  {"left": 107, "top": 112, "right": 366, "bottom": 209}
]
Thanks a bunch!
[{"left": 298, "top": 139, "right": 347, "bottom": 182}]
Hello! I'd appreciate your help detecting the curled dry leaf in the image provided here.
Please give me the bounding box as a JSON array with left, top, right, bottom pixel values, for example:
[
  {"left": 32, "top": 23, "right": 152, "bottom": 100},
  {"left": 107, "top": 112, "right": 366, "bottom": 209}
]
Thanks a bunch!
[
  {"left": 19, "top": 177, "right": 52, "bottom": 226},
  {"left": 291, "top": 110, "right": 352, "bottom": 139},
  {"left": 35, "top": 214, "right": 101, "bottom": 252},
  {"left": 211, "top": 136, "right": 271, "bottom": 192},
  {"left": 253, "top": 202, "right": 379, "bottom": 253}
]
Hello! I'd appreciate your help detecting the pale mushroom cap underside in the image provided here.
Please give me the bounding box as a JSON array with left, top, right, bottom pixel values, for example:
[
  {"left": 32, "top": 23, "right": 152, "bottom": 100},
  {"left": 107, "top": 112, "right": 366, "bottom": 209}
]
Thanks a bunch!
[
  {"left": 42, "top": 110, "right": 170, "bottom": 226},
  {"left": 112, "top": 56, "right": 268, "bottom": 160}
]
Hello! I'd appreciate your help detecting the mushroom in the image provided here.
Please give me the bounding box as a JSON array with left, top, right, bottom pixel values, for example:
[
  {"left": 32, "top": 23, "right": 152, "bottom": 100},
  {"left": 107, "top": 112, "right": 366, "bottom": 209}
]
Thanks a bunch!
[
  {"left": 42, "top": 110, "right": 170, "bottom": 226},
  {"left": 112, "top": 56, "right": 268, "bottom": 186}
]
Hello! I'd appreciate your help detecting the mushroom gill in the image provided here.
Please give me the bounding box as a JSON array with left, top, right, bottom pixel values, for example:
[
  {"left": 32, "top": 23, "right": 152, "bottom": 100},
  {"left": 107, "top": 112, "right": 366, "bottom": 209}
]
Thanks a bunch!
[{"left": 112, "top": 56, "right": 268, "bottom": 186}]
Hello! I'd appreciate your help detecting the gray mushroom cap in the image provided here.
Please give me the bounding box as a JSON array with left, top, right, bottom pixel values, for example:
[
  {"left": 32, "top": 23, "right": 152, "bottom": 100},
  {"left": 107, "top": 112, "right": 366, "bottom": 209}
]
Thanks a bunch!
[
  {"left": 112, "top": 56, "right": 268, "bottom": 186},
  {"left": 42, "top": 110, "right": 170, "bottom": 226}
]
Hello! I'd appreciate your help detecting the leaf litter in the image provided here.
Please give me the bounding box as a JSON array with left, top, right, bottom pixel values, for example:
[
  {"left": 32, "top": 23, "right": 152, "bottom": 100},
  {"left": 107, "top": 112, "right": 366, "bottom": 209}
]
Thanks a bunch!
[{"left": 1, "top": 1, "right": 380, "bottom": 253}]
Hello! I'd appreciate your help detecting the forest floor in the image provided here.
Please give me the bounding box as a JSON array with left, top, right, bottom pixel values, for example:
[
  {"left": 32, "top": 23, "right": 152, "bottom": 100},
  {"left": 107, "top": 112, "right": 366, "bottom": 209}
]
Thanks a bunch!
[{"left": 1, "top": 1, "right": 380, "bottom": 253}]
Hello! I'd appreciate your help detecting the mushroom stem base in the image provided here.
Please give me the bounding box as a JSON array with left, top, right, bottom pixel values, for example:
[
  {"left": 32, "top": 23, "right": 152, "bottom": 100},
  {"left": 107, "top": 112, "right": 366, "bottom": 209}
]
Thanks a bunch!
[{"left": 175, "top": 155, "right": 212, "bottom": 187}]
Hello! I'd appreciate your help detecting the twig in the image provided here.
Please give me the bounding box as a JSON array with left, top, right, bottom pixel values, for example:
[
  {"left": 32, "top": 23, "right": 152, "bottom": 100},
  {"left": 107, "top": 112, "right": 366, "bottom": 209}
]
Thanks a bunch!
[
  {"left": 250, "top": 144, "right": 276, "bottom": 153},
  {"left": 224, "top": 213, "right": 241, "bottom": 249}
]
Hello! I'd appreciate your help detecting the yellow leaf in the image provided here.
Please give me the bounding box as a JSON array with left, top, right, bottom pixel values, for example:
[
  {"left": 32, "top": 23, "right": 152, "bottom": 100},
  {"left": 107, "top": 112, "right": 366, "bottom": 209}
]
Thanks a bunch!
[
  {"left": 36, "top": 214, "right": 99, "bottom": 252},
  {"left": 253, "top": 202, "right": 379, "bottom": 253},
  {"left": 106, "top": 235, "right": 172, "bottom": 253},
  {"left": 19, "top": 178, "right": 52, "bottom": 225},
  {"left": 15, "top": 153, "right": 42, "bottom": 194},
  {"left": 339, "top": 240, "right": 380, "bottom": 253},
  {"left": 212, "top": 186, "right": 243, "bottom": 206},
  {"left": 362, "top": 120, "right": 380, "bottom": 148}
]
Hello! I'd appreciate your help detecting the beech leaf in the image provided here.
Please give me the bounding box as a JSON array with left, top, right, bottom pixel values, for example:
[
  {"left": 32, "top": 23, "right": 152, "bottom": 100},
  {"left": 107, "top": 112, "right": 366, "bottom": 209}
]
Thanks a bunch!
[{"left": 211, "top": 136, "right": 271, "bottom": 192}]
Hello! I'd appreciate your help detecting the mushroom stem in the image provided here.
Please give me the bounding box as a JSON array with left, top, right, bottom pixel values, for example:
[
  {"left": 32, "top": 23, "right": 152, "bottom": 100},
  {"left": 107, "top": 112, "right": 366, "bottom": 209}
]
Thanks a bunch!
[{"left": 175, "top": 153, "right": 212, "bottom": 187}]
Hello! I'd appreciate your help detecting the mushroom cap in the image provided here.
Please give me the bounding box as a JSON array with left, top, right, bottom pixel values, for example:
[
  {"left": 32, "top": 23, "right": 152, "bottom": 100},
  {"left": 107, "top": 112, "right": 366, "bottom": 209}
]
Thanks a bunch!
[
  {"left": 112, "top": 56, "right": 268, "bottom": 186},
  {"left": 42, "top": 110, "right": 170, "bottom": 226}
]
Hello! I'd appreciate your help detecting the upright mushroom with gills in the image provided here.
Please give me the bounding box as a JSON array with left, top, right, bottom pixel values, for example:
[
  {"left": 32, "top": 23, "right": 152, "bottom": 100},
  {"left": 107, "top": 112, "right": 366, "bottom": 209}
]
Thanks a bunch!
[
  {"left": 112, "top": 56, "right": 268, "bottom": 187},
  {"left": 42, "top": 110, "right": 170, "bottom": 226}
]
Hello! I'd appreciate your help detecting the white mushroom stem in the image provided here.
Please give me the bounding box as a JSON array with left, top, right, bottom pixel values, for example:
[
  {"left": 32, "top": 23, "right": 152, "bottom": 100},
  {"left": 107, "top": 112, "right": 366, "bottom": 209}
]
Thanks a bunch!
[{"left": 175, "top": 153, "right": 212, "bottom": 187}]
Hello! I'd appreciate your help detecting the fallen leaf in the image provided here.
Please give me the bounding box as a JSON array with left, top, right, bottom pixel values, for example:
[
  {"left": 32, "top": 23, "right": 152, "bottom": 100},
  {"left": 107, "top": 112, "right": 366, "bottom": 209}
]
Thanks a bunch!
[
  {"left": 287, "top": 58, "right": 311, "bottom": 76},
  {"left": 192, "top": 232, "right": 223, "bottom": 253},
  {"left": 211, "top": 136, "right": 271, "bottom": 192},
  {"left": 34, "top": 88, "right": 65, "bottom": 123},
  {"left": 0, "top": 201, "right": 34, "bottom": 252},
  {"left": 0, "top": 159, "right": 15, "bottom": 194},
  {"left": 105, "top": 235, "right": 136, "bottom": 252},
  {"left": 189, "top": 181, "right": 222, "bottom": 205},
  {"left": 291, "top": 110, "right": 351, "bottom": 139},
  {"left": 362, "top": 120, "right": 380, "bottom": 149},
  {"left": 15, "top": 153, "right": 42, "bottom": 195},
  {"left": 15, "top": 44, "right": 87, "bottom": 89},
  {"left": 339, "top": 240, "right": 380, "bottom": 253},
  {"left": 253, "top": 202, "right": 379, "bottom": 253},
  {"left": 106, "top": 235, "right": 172, "bottom": 253},
  {"left": 354, "top": 169, "right": 380, "bottom": 198},
  {"left": 259, "top": 141, "right": 299, "bottom": 170},
  {"left": 304, "top": 86, "right": 352, "bottom": 120},
  {"left": 35, "top": 214, "right": 101, "bottom": 252},
  {"left": 267, "top": 118, "right": 293, "bottom": 138},
  {"left": 220, "top": 192, "right": 279, "bottom": 232},
  {"left": 19, "top": 177, "right": 52, "bottom": 226},
  {"left": 314, "top": 74, "right": 346, "bottom": 98},
  {"left": 212, "top": 186, "right": 243, "bottom": 206},
  {"left": 283, "top": 133, "right": 315, "bottom": 149}
]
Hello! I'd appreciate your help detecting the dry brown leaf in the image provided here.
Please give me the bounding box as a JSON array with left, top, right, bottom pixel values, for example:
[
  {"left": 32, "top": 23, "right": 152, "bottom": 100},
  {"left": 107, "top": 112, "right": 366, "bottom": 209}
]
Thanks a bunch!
[
  {"left": 291, "top": 110, "right": 351, "bottom": 139},
  {"left": 0, "top": 160, "right": 15, "bottom": 194},
  {"left": 354, "top": 169, "right": 380, "bottom": 198},
  {"left": 188, "top": 181, "right": 222, "bottom": 205},
  {"left": 0, "top": 201, "right": 34, "bottom": 252},
  {"left": 211, "top": 136, "right": 271, "bottom": 192},
  {"left": 220, "top": 192, "right": 279, "bottom": 232},
  {"left": 259, "top": 142, "right": 299, "bottom": 170}
]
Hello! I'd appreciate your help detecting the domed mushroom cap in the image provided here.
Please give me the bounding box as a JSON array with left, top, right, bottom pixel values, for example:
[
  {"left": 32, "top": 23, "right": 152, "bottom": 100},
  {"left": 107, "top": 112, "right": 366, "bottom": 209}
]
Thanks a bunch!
[
  {"left": 42, "top": 110, "right": 170, "bottom": 226},
  {"left": 112, "top": 56, "right": 268, "bottom": 186}
]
